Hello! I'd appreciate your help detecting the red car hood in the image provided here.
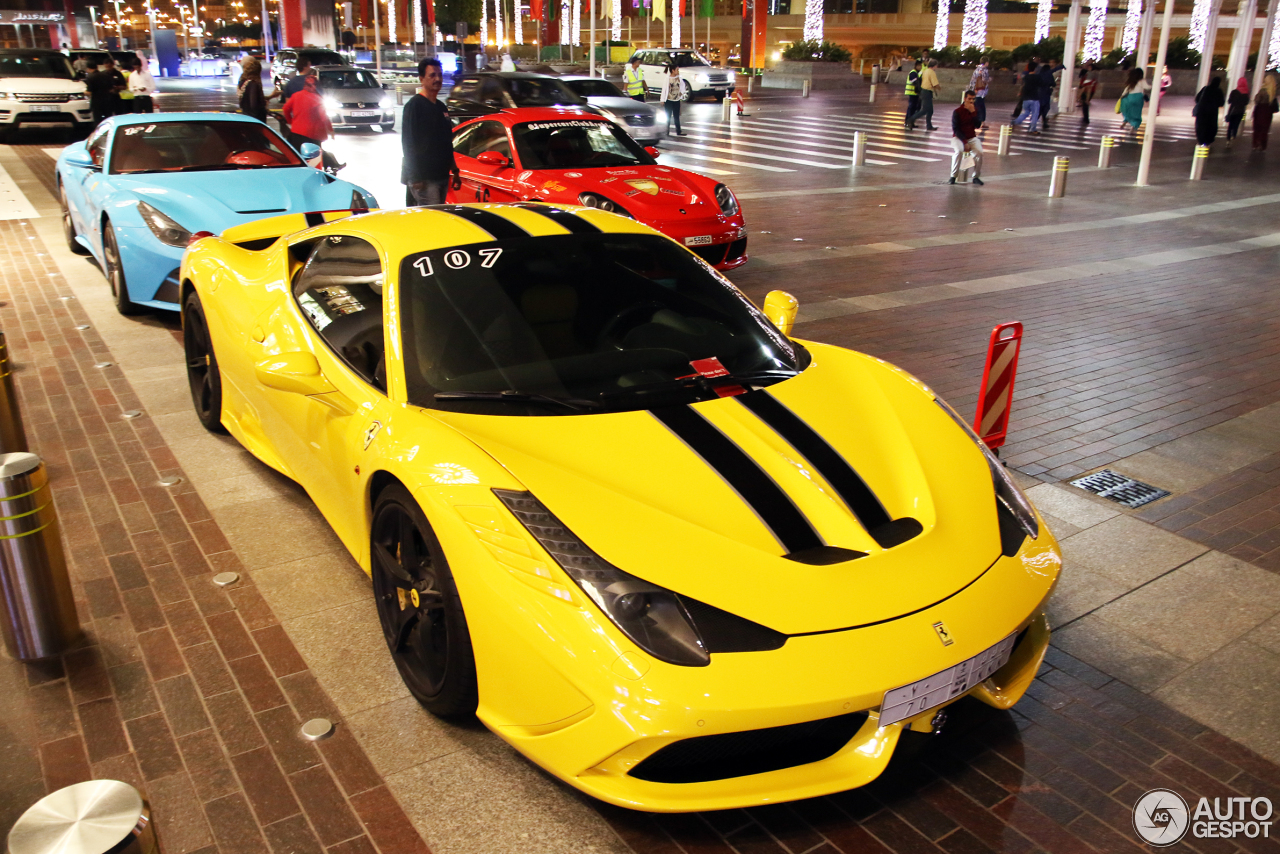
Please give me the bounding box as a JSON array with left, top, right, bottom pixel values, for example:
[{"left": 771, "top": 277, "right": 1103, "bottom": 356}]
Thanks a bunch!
[{"left": 523, "top": 166, "right": 727, "bottom": 222}]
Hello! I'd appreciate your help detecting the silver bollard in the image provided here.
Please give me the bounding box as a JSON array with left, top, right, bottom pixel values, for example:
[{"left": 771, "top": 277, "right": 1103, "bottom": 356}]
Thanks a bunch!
[
  {"left": 0, "top": 453, "right": 80, "bottom": 661},
  {"left": 721, "top": 95, "right": 732, "bottom": 122},
  {"left": 0, "top": 331, "right": 28, "bottom": 453},
  {"left": 1190, "top": 144, "right": 1209, "bottom": 180},
  {"left": 869, "top": 63, "right": 879, "bottom": 102},
  {"left": 1048, "top": 156, "right": 1069, "bottom": 197},
  {"left": 801, "top": 78, "right": 810, "bottom": 98},
  {"left": 852, "top": 130, "right": 867, "bottom": 167},
  {"left": 747, "top": 76, "right": 755, "bottom": 93},
  {"left": 9, "top": 780, "right": 157, "bottom": 854},
  {"left": 1098, "top": 135, "right": 1116, "bottom": 168},
  {"left": 997, "top": 124, "right": 1012, "bottom": 156}
]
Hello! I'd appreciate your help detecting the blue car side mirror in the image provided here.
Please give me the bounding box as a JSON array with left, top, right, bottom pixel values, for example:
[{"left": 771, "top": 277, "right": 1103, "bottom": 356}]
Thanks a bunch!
[
  {"left": 65, "top": 149, "right": 97, "bottom": 170},
  {"left": 299, "top": 142, "right": 322, "bottom": 162}
]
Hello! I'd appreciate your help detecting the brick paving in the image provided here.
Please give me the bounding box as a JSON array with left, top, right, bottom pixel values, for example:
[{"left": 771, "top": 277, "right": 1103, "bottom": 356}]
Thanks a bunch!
[{"left": 0, "top": 218, "right": 430, "bottom": 852}]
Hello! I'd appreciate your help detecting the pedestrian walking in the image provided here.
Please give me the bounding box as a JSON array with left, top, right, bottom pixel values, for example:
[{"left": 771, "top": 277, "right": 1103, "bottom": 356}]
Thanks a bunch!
[
  {"left": 238, "top": 57, "right": 269, "bottom": 122},
  {"left": 1013, "top": 62, "right": 1042, "bottom": 132},
  {"left": 1011, "top": 57, "right": 1037, "bottom": 120},
  {"left": 1037, "top": 59, "right": 1057, "bottom": 130},
  {"left": 281, "top": 70, "right": 332, "bottom": 151},
  {"left": 948, "top": 90, "right": 985, "bottom": 186},
  {"left": 1157, "top": 68, "right": 1172, "bottom": 115},
  {"left": 1253, "top": 90, "right": 1277, "bottom": 150},
  {"left": 662, "top": 59, "right": 687, "bottom": 136},
  {"left": 1225, "top": 77, "right": 1249, "bottom": 147},
  {"left": 1117, "top": 68, "right": 1150, "bottom": 135},
  {"left": 904, "top": 60, "right": 922, "bottom": 126},
  {"left": 968, "top": 58, "right": 990, "bottom": 126},
  {"left": 1078, "top": 61, "right": 1097, "bottom": 124},
  {"left": 906, "top": 59, "right": 940, "bottom": 130},
  {"left": 1194, "top": 76, "right": 1225, "bottom": 146},
  {"left": 401, "top": 57, "right": 460, "bottom": 206},
  {"left": 623, "top": 56, "right": 646, "bottom": 101},
  {"left": 280, "top": 56, "right": 312, "bottom": 106},
  {"left": 129, "top": 52, "right": 157, "bottom": 113}
]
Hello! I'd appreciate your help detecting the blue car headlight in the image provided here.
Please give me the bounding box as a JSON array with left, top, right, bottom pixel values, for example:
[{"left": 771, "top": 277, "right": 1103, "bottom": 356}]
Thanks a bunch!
[{"left": 136, "top": 201, "right": 192, "bottom": 248}]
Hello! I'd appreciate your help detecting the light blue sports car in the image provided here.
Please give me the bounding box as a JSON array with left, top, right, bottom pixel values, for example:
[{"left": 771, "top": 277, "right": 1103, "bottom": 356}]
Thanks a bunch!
[{"left": 56, "top": 112, "right": 378, "bottom": 314}]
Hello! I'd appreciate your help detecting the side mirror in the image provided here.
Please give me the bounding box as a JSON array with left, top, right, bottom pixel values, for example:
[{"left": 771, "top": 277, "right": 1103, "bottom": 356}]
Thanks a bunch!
[
  {"left": 644, "top": 146, "right": 660, "bottom": 159},
  {"left": 299, "top": 142, "right": 322, "bottom": 161},
  {"left": 255, "top": 352, "right": 336, "bottom": 396},
  {"left": 476, "top": 150, "right": 510, "bottom": 167},
  {"left": 64, "top": 147, "right": 98, "bottom": 170},
  {"left": 763, "top": 290, "right": 799, "bottom": 336}
]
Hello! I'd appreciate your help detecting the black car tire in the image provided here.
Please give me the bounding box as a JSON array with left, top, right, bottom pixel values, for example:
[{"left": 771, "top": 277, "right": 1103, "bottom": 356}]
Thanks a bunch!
[
  {"left": 371, "top": 482, "right": 479, "bottom": 718},
  {"left": 59, "top": 183, "right": 90, "bottom": 255},
  {"left": 182, "top": 290, "right": 227, "bottom": 433},
  {"left": 103, "top": 222, "right": 143, "bottom": 316}
]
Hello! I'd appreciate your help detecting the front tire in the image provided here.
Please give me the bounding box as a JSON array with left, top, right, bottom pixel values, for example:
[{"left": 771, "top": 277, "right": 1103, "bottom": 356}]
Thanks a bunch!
[
  {"left": 103, "top": 222, "right": 142, "bottom": 315},
  {"left": 59, "top": 184, "right": 89, "bottom": 255},
  {"left": 371, "top": 483, "right": 478, "bottom": 717},
  {"left": 182, "top": 290, "right": 226, "bottom": 433}
]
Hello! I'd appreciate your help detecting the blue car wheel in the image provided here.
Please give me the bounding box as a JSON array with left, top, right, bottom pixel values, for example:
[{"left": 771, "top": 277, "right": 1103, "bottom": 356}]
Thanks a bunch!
[{"left": 103, "top": 222, "right": 143, "bottom": 316}]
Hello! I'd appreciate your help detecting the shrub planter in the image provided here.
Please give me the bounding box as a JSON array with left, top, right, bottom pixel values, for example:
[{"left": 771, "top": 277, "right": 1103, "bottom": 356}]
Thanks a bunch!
[{"left": 762, "top": 60, "right": 860, "bottom": 90}]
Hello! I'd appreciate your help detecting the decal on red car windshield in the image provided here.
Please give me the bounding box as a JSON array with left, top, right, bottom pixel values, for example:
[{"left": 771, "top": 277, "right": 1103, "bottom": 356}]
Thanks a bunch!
[{"left": 523, "top": 120, "right": 603, "bottom": 130}]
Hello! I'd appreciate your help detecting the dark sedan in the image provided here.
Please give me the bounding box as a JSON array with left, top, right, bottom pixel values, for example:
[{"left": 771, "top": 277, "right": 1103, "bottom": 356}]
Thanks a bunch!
[{"left": 444, "top": 71, "right": 584, "bottom": 124}]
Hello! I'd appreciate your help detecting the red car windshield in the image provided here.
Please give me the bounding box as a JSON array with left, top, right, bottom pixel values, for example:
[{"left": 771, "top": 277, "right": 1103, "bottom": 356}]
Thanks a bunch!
[
  {"left": 109, "top": 121, "right": 303, "bottom": 174},
  {"left": 511, "top": 120, "right": 654, "bottom": 170}
]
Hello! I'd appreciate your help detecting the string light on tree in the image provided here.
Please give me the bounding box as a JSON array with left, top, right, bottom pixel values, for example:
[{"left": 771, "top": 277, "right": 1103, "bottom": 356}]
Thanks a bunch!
[
  {"left": 1188, "top": 0, "right": 1210, "bottom": 52},
  {"left": 960, "top": 0, "right": 987, "bottom": 50},
  {"left": 1121, "top": 0, "right": 1141, "bottom": 52},
  {"left": 479, "top": 0, "right": 486, "bottom": 45},
  {"left": 671, "top": 0, "right": 680, "bottom": 46},
  {"left": 612, "top": 0, "right": 621, "bottom": 42},
  {"left": 412, "top": 0, "right": 421, "bottom": 45},
  {"left": 514, "top": 0, "right": 522, "bottom": 43},
  {"left": 572, "top": 0, "right": 580, "bottom": 44},
  {"left": 496, "top": 0, "right": 504, "bottom": 46},
  {"left": 932, "top": 0, "right": 949, "bottom": 50},
  {"left": 387, "top": 0, "right": 396, "bottom": 40},
  {"left": 1082, "top": 0, "right": 1107, "bottom": 61},
  {"left": 560, "top": 0, "right": 570, "bottom": 43},
  {"left": 1271, "top": 1, "right": 1280, "bottom": 69},
  {"left": 1034, "top": 0, "right": 1050, "bottom": 41},
  {"left": 804, "top": 0, "right": 823, "bottom": 41}
]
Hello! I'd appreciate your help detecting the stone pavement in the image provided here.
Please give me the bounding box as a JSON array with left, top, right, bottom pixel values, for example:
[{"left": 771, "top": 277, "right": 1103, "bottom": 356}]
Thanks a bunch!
[{"left": 3, "top": 83, "right": 1280, "bottom": 854}]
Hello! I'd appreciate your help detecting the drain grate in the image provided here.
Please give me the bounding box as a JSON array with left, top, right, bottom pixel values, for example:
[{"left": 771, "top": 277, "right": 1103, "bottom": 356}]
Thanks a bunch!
[{"left": 1070, "top": 469, "right": 1170, "bottom": 508}]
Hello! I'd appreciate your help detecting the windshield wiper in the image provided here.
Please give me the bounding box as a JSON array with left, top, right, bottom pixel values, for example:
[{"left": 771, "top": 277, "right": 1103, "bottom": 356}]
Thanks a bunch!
[{"left": 434, "top": 390, "right": 600, "bottom": 412}]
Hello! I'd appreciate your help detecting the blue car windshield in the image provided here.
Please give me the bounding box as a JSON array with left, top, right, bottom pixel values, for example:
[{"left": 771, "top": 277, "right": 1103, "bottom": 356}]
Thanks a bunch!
[{"left": 109, "top": 121, "right": 304, "bottom": 174}]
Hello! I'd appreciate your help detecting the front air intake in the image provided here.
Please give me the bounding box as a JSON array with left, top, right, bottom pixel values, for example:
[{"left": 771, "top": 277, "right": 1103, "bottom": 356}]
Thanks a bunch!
[{"left": 629, "top": 711, "right": 869, "bottom": 784}]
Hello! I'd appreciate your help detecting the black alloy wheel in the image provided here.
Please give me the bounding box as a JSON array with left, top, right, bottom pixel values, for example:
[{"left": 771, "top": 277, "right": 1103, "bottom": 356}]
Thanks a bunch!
[
  {"left": 182, "top": 290, "right": 226, "bottom": 433},
  {"left": 102, "top": 222, "right": 142, "bottom": 315},
  {"left": 371, "top": 483, "right": 478, "bottom": 717},
  {"left": 59, "top": 184, "right": 89, "bottom": 255}
]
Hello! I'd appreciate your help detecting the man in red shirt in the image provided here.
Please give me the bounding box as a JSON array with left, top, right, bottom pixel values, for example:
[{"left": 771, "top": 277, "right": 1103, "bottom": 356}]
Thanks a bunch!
[{"left": 949, "top": 89, "right": 984, "bottom": 186}]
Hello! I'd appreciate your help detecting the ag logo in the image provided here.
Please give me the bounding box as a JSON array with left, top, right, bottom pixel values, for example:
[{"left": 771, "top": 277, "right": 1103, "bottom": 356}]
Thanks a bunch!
[
  {"left": 625, "top": 178, "right": 660, "bottom": 196},
  {"left": 1133, "top": 789, "right": 1190, "bottom": 846},
  {"left": 932, "top": 621, "right": 954, "bottom": 646}
]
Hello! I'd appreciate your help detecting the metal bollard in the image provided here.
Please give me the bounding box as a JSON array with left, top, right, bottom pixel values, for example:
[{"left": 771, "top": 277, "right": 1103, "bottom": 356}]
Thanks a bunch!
[
  {"left": 997, "top": 124, "right": 1012, "bottom": 155},
  {"left": 1190, "top": 144, "right": 1209, "bottom": 180},
  {"left": 869, "top": 63, "right": 878, "bottom": 102},
  {"left": 1098, "top": 135, "right": 1116, "bottom": 168},
  {"left": 0, "top": 453, "right": 80, "bottom": 661},
  {"left": 747, "top": 76, "right": 755, "bottom": 93},
  {"left": 852, "top": 130, "right": 867, "bottom": 167},
  {"left": 9, "top": 780, "right": 157, "bottom": 854},
  {"left": 0, "top": 331, "right": 28, "bottom": 453},
  {"left": 721, "top": 95, "right": 732, "bottom": 122},
  {"left": 1048, "top": 156, "right": 1069, "bottom": 197},
  {"left": 801, "top": 78, "right": 810, "bottom": 98}
]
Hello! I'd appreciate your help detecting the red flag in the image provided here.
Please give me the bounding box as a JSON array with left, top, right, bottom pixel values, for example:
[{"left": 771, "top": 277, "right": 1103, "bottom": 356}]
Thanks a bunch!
[
  {"left": 426, "top": 0, "right": 434, "bottom": 27},
  {"left": 531, "top": 0, "right": 543, "bottom": 18}
]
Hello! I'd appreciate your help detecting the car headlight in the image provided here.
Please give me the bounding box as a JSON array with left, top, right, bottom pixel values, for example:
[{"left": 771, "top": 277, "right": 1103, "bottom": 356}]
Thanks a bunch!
[
  {"left": 379, "top": 95, "right": 394, "bottom": 109},
  {"left": 714, "top": 183, "right": 738, "bottom": 216},
  {"left": 936, "top": 399, "right": 1039, "bottom": 554},
  {"left": 495, "top": 489, "right": 710, "bottom": 666},
  {"left": 577, "top": 192, "right": 632, "bottom": 217},
  {"left": 323, "top": 96, "right": 341, "bottom": 114},
  {"left": 136, "top": 201, "right": 192, "bottom": 248}
]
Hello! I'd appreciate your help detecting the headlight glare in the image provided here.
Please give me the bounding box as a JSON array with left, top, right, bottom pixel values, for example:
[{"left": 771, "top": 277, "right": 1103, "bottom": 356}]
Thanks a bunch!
[
  {"left": 379, "top": 95, "right": 394, "bottom": 109},
  {"left": 136, "top": 201, "right": 192, "bottom": 247},
  {"left": 935, "top": 398, "right": 1039, "bottom": 545},
  {"left": 577, "top": 192, "right": 633, "bottom": 218},
  {"left": 495, "top": 489, "right": 710, "bottom": 666},
  {"left": 714, "top": 183, "right": 739, "bottom": 216}
]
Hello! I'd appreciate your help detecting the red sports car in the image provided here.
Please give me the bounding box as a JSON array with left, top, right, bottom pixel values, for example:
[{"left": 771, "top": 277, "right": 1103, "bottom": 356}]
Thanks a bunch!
[{"left": 448, "top": 107, "right": 748, "bottom": 270}]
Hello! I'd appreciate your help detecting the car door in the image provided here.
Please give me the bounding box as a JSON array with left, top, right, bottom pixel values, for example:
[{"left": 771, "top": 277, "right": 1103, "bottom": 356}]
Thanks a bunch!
[
  {"left": 451, "top": 120, "right": 519, "bottom": 203},
  {"left": 62, "top": 124, "right": 108, "bottom": 243},
  {"left": 252, "top": 233, "right": 392, "bottom": 551},
  {"left": 78, "top": 125, "right": 114, "bottom": 257}
]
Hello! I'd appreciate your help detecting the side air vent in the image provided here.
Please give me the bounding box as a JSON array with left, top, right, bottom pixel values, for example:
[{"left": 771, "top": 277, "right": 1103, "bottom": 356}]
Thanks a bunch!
[
  {"left": 629, "top": 711, "right": 869, "bottom": 784},
  {"left": 234, "top": 237, "right": 279, "bottom": 251}
]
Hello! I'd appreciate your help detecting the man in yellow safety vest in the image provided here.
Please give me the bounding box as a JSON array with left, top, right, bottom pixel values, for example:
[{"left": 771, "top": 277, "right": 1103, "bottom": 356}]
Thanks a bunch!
[
  {"left": 624, "top": 57, "right": 646, "bottom": 101},
  {"left": 905, "top": 59, "right": 922, "bottom": 126}
]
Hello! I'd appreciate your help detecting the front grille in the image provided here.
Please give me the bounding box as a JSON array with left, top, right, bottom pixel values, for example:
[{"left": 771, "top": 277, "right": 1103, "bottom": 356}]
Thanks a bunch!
[
  {"left": 624, "top": 113, "right": 655, "bottom": 126},
  {"left": 691, "top": 243, "right": 729, "bottom": 266},
  {"left": 724, "top": 236, "right": 748, "bottom": 261},
  {"left": 17, "top": 92, "right": 74, "bottom": 103},
  {"left": 340, "top": 102, "right": 382, "bottom": 109},
  {"left": 629, "top": 711, "right": 869, "bottom": 784}
]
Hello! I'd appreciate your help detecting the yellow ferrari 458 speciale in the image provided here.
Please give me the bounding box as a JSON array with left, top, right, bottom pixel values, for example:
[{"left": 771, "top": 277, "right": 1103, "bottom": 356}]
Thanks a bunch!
[{"left": 179, "top": 203, "right": 1062, "bottom": 812}]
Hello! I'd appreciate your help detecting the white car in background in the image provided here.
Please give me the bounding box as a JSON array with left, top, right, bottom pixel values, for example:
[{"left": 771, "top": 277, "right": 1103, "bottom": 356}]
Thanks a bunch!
[
  {"left": 627, "top": 47, "right": 735, "bottom": 101},
  {"left": 0, "top": 48, "right": 93, "bottom": 139}
]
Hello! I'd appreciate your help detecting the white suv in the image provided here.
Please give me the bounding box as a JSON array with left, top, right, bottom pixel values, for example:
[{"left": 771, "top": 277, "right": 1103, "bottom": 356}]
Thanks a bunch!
[
  {"left": 627, "top": 48, "right": 735, "bottom": 101},
  {"left": 0, "top": 49, "right": 92, "bottom": 137}
]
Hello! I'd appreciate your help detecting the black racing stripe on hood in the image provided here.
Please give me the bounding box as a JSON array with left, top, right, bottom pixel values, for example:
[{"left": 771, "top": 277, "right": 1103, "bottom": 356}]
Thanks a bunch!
[
  {"left": 436, "top": 206, "right": 530, "bottom": 240},
  {"left": 514, "top": 204, "right": 601, "bottom": 234},
  {"left": 737, "top": 390, "right": 892, "bottom": 532},
  {"left": 652, "top": 405, "right": 823, "bottom": 555}
]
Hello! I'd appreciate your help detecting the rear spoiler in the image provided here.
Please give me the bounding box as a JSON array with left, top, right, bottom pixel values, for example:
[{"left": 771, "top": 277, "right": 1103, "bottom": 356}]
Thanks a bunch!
[{"left": 218, "top": 207, "right": 369, "bottom": 250}]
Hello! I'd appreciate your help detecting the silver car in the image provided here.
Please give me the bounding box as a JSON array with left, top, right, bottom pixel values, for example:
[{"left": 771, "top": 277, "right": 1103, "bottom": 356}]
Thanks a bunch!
[
  {"left": 561, "top": 76, "right": 667, "bottom": 146},
  {"left": 315, "top": 65, "right": 397, "bottom": 132}
]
